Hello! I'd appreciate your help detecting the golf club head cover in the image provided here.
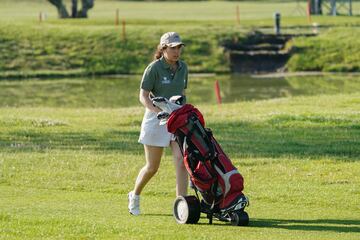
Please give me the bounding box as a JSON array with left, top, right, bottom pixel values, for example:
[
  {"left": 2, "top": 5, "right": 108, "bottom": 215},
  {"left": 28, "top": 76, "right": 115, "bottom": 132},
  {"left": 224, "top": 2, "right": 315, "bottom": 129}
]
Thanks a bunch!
[
  {"left": 169, "top": 95, "right": 185, "bottom": 105},
  {"left": 157, "top": 111, "right": 170, "bottom": 120}
]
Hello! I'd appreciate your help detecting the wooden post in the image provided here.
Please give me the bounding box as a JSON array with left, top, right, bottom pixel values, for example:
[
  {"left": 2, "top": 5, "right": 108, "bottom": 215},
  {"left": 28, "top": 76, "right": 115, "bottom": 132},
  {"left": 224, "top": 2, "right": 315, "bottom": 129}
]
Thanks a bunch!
[
  {"left": 236, "top": 5, "right": 240, "bottom": 25},
  {"left": 307, "top": 0, "right": 312, "bottom": 24},
  {"left": 115, "top": 9, "right": 119, "bottom": 26},
  {"left": 214, "top": 80, "right": 222, "bottom": 105},
  {"left": 39, "top": 11, "right": 42, "bottom": 23}
]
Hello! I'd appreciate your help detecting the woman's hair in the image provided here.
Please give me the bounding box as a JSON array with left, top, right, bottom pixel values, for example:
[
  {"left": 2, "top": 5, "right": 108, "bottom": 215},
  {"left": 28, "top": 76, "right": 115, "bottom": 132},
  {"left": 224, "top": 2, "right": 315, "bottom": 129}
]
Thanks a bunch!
[{"left": 153, "top": 44, "right": 166, "bottom": 60}]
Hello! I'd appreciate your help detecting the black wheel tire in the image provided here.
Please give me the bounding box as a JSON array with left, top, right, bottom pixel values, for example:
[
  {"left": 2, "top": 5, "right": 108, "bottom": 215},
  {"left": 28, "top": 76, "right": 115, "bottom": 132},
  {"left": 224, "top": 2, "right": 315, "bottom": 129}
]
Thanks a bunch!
[
  {"left": 173, "top": 196, "right": 201, "bottom": 224},
  {"left": 231, "top": 210, "right": 249, "bottom": 226}
]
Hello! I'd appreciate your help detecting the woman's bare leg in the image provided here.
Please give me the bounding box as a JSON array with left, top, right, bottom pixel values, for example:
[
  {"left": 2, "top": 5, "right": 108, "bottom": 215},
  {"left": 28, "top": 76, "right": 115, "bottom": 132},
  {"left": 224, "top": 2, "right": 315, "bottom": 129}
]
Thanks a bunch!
[
  {"left": 170, "top": 141, "right": 188, "bottom": 196},
  {"left": 133, "top": 145, "right": 163, "bottom": 195}
]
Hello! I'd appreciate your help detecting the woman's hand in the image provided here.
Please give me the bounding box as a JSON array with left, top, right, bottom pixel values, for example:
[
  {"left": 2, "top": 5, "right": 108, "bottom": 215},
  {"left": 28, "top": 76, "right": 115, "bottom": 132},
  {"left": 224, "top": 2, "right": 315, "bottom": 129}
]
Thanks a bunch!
[{"left": 139, "top": 89, "right": 161, "bottom": 113}]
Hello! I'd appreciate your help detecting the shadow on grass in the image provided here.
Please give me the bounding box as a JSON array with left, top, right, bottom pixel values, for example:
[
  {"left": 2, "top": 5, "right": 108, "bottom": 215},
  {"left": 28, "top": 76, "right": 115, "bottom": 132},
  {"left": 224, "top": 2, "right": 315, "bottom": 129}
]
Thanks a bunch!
[
  {"left": 184, "top": 218, "right": 360, "bottom": 231},
  {"left": 142, "top": 213, "right": 173, "bottom": 217},
  {"left": 209, "top": 119, "right": 360, "bottom": 161},
  {"left": 1, "top": 117, "right": 359, "bottom": 160},
  {"left": 142, "top": 214, "right": 227, "bottom": 226},
  {"left": 250, "top": 218, "right": 360, "bottom": 233},
  {"left": 0, "top": 130, "right": 142, "bottom": 154}
]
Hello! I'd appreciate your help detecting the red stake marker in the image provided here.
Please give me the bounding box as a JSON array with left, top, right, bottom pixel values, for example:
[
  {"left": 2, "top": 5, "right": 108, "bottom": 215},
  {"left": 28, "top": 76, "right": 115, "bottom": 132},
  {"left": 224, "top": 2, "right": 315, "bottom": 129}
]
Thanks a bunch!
[{"left": 215, "top": 80, "right": 222, "bottom": 105}]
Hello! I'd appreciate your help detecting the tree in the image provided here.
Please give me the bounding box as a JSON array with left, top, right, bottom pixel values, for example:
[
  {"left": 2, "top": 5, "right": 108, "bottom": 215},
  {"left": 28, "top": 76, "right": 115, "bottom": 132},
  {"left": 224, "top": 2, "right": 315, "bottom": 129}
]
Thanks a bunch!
[
  {"left": 48, "top": 0, "right": 94, "bottom": 18},
  {"left": 310, "top": 0, "right": 323, "bottom": 15}
]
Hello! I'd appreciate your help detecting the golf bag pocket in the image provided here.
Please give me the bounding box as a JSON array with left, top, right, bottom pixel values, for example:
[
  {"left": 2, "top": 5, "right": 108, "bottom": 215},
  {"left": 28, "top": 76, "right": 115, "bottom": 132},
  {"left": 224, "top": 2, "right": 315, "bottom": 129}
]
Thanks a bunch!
[
  {"left": 212, "top": 152, "right": 244, "bottom": 209},
  {"left": 184, "top": 152, "right": 216, "bottom": 192},
  {"left": 184, "top": 152, "right": 222, "bottom": 204}
]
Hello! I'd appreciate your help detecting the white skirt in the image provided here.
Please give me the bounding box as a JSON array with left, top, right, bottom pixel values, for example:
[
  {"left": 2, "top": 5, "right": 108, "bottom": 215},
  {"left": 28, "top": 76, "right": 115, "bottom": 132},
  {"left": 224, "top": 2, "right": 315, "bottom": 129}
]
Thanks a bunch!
[{"left": 138, "top": 109, "right": 175, "bottom": 147}]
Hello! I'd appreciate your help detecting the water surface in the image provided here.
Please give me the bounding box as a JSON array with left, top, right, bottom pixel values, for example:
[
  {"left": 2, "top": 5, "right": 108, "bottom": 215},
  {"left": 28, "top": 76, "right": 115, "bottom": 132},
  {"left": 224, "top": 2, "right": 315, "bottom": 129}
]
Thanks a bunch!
[{"left": 0, "top": 73, "right": 359, "bottom": 108}]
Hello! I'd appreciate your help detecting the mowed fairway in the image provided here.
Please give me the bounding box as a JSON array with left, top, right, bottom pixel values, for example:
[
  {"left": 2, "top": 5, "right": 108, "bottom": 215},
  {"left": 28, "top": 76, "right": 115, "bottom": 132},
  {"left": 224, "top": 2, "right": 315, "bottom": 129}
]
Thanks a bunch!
[{"left": 1, "top": 93, "right": 360, "bottom": 239}]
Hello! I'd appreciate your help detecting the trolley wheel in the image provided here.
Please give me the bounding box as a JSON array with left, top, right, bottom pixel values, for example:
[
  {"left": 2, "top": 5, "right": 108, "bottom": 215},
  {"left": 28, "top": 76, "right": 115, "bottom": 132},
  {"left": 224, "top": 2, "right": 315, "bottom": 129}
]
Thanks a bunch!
[
  {"left": 173, "top": 196, "right": 201, "bottom": 224},
  {"left": 230, "top": 210, "right": 249, "bottom": 226}
]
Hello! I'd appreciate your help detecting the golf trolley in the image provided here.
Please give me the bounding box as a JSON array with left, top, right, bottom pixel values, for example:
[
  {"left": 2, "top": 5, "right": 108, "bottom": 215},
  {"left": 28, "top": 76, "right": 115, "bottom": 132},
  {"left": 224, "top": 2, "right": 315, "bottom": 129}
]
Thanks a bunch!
[{"left": 153, "top": 96, "right": 249, "bottom": 226}]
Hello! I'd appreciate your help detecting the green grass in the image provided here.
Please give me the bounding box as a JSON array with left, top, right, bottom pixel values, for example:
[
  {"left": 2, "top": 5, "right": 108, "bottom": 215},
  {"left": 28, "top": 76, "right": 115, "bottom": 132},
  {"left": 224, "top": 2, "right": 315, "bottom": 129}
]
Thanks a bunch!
[
  {"left": 1, "top": 93, "right": 359, "bottom": 239},
  {"left": 0, "top": 0, "right": 360, "bottom": 77},
  {"left": 2, "top": 0, "right": 359, "bottom": 23},
  {"left": 1, "top": 1, "right": 359, "bottom": 239},
  {"left": 287, "top": 27, "right": 360, "bottom": 72}
]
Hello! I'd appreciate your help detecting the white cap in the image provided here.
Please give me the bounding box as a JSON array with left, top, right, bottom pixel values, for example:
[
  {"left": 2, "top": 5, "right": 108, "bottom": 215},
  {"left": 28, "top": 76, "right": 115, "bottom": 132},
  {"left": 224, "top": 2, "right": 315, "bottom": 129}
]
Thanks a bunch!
[{"left": 160, "top": 32, "right": 184, "bottom": 47}]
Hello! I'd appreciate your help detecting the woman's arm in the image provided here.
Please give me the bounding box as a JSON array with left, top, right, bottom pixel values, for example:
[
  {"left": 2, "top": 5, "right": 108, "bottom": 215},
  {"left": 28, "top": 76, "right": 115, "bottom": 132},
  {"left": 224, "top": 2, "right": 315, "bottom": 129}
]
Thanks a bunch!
[
  {"left": 139, "top": 89, "right": 161, "bottom": 113},
  {"left": 182, "top": 90, "right": 186, "bottom": 103}
]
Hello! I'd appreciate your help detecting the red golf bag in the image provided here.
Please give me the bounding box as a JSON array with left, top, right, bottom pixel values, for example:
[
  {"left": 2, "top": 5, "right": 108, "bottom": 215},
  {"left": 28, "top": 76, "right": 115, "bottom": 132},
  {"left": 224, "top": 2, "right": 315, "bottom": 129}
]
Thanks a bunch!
[{"left": 167, "top": 104, "right": 245, "bottom": 211}]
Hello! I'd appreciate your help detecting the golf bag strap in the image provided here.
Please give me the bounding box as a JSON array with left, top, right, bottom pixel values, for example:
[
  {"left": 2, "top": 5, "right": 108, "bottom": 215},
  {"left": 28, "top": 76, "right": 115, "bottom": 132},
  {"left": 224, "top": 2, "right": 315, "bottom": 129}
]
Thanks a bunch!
[
  {"left": 191, "top": 115, "right": 206, "bottom": 137},
  {"left": 208, "top": 195, "right": 216, "bottom": 225},
  {"left": 175, "top": 136, "right": 185, "bottom": 158},
  {"left": 208, "top": 161, "right": 218, "bottom": 225},
  {"left": 193, "top": 183, "right": 200, "bottom": 200},
  {"left": 188, "top": 115, "right": 216, "bottom": 161},
  {"left": 195, "top": 121, "right": 216, "bottom": 160}
]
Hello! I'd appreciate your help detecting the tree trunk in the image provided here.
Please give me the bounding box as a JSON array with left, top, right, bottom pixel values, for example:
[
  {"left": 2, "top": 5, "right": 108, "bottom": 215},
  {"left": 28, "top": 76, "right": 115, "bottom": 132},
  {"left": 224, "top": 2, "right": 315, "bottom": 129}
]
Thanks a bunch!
[
  {"left": 310, "top": 0, "right": 322, "bottom": 15},
  {"left": 48, "top": 0, "right": 69, "bottom": 18},
  {"left": 71, "top": 0, "right": 78, "bottom": 18},
  {"left": 48, "top": 0, "right": 94, "bottom": 18},
  {"left": 77, "top": 0, "right": 94, "bottom": 18}
]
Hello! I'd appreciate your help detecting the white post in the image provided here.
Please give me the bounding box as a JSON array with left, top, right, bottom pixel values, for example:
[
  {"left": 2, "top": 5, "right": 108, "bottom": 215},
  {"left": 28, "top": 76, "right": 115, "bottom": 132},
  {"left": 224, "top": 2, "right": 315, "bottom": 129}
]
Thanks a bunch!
[{"left": 349, "top": 0, "right": 352, "bottom": 16}]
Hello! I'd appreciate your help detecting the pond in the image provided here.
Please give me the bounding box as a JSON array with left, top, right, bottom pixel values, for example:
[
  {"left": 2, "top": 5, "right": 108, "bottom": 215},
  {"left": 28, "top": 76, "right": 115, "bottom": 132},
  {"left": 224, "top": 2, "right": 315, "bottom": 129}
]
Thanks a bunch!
[{"left": 0, "top": 73, "right": 359, "bottom": 108}]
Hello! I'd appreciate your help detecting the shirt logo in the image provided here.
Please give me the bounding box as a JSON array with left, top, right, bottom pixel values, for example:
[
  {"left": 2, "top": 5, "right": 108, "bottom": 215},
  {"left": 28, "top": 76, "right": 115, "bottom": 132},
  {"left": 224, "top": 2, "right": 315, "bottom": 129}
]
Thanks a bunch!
[{"left": 161, "top": 77, "right": 171, "bottom": 84}]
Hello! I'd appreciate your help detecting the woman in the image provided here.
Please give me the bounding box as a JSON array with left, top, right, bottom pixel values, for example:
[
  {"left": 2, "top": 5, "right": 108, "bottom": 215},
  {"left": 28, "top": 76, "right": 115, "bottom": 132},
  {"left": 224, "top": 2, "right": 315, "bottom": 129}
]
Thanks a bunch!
[{"left": 128, "top": 32, "right": 189, "bottom": 215}]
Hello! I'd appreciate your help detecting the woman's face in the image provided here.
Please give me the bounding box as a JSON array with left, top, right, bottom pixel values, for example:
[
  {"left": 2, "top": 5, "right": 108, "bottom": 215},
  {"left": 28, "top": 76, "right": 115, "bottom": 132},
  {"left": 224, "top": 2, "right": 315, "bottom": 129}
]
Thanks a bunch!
[{"left": 163, "top": 45, "right": 183, "bottom": 64}]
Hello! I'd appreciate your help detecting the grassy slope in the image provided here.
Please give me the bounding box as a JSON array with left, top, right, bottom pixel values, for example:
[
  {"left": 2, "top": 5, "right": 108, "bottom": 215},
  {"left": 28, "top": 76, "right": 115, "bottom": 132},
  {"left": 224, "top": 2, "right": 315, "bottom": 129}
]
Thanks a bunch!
[
  {"left": 1, "top": 93, "right": 359, "bottom": 239},
  {"left": 287, "top": 27, "right": 360, "bottom": 72},
  {"left": 0, "top": 0, "right": 360, "bottom": 77}
]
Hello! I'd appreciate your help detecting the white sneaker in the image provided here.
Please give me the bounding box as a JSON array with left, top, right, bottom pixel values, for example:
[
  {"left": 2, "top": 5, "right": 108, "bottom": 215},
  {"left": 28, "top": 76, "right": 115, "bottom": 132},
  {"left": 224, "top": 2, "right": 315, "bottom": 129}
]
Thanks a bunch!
[{"left": 128, "top": 191, "right": 140, "bottom": 215}]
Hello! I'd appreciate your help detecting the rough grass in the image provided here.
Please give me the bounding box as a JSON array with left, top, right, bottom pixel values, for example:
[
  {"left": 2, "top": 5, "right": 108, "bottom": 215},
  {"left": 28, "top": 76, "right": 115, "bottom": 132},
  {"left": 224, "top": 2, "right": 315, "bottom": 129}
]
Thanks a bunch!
[{"left": 0, "top": 93, "right": 359, "bottom": 239}]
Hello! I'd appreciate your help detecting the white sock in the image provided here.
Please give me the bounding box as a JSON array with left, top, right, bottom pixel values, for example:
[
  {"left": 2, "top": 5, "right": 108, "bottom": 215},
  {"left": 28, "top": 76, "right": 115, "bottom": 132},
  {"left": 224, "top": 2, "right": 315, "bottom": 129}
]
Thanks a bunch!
[{"left": 131, "top": 192, "right": 140, "bottom": 199}]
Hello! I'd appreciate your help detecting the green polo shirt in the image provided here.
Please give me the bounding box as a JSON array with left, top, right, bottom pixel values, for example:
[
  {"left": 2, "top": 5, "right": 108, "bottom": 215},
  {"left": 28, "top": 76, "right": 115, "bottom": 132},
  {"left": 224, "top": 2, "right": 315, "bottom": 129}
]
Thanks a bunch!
[{"left": 140, "top": 56, "right": 188, "bottom": 99}]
